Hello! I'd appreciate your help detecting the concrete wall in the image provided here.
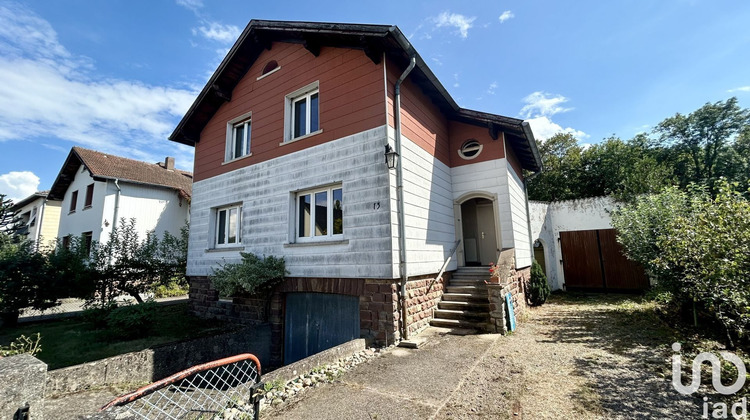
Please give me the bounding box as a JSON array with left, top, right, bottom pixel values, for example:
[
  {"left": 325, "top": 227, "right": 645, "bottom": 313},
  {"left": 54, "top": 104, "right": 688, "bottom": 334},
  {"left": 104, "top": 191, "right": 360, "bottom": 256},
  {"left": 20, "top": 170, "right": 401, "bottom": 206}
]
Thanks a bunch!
[
  {"left": 529, "top": 196, "right": 618, "bottom": 290},
  {"left": 0, "top": 354, "right": 47, "bottom": 419}
]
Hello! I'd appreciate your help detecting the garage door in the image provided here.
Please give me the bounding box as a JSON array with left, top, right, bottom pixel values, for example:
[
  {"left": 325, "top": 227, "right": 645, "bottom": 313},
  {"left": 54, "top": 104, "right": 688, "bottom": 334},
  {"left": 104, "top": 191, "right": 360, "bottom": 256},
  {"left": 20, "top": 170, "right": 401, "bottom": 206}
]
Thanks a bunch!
[
  {"left": 284, "top": 293, "right": 360, "bottom": 364},
  {"left": 560, "top": 229, "right": 649, "bottom": 291}
]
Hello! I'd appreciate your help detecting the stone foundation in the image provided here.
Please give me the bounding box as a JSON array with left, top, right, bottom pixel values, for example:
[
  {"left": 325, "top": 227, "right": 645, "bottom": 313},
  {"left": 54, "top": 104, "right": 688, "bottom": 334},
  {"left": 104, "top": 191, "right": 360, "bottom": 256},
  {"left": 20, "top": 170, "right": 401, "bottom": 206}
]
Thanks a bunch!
[
  {"left": 487, "top": 266, "right": 529, "bottom": 334},
  {"left": 187, "top": 273, "right": 448, "bottom": 364}
]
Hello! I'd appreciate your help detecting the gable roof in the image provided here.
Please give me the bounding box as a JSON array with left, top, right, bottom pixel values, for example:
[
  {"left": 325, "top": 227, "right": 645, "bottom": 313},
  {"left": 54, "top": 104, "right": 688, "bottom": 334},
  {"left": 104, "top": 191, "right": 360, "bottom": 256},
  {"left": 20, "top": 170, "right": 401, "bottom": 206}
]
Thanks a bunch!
[
  {"left": 11, "top": 191, "right": 49, "bottom": 211},
  {"left": 168, "top": 20, "right": 542, "bottom": 172},
  {"left": 48, "top": 147, "right": 193, "bottom": 201}
]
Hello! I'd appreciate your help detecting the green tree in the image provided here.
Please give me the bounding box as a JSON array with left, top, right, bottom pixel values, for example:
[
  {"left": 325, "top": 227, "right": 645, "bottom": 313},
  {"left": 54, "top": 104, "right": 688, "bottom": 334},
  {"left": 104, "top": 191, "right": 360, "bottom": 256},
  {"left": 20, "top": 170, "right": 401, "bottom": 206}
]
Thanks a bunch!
[
  {"left": 0, "top": 194, "right": 20, "bottom": 234},
  {"left": 527, "top": 133, "right": 584, "bottom": 201},
  {"left": 654, "top": 97, "right": 750, "bottom": 191}
]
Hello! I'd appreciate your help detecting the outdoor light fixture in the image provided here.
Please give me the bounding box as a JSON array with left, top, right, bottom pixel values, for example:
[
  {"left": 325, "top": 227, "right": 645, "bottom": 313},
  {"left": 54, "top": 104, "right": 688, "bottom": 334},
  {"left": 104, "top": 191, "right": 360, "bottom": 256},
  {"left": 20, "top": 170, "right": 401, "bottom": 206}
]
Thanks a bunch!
[{"left": 384, "top": 144, "right": 398, "bottom": 170}]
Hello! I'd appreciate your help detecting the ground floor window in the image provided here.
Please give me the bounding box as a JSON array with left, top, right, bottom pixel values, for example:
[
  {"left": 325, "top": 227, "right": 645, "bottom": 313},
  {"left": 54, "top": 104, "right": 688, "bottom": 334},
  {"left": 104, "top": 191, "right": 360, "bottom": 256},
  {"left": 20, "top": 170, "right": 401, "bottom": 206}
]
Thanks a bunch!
[{"left": 296, "top": 185, "right": 342, "bottom": 241}]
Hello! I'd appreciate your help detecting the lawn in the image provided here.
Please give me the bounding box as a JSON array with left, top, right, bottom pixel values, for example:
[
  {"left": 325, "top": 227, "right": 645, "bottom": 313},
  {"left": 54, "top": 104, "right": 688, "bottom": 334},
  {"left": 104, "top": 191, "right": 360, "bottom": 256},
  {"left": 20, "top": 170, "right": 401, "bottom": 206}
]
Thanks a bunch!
[{"left": 0, "top": 303, "right": 229, "bottom": 370}]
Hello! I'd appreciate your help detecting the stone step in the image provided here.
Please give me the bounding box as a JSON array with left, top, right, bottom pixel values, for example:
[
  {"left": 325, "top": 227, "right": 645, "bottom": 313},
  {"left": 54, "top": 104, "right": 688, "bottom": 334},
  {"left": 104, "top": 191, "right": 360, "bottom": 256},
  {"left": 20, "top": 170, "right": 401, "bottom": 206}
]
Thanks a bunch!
[
  {"left": 430, "top": 318, "right": 488, "bottom": 330},
  {"left": 441, "top": 293, "right": 489, "bottom": 303},
  {"left": 450, "top": 279, "right": 487, "bottom": 286},
  {"left": 451, "top": 275, "right": 490, "bottom": 282},
  {"left": 446, "top": 285, "right": 488, "bottom": 295},
  {"left": 434, "top": 309, "right": 489, "bottom": 321},
  {"left": 438, "top": 300, "right": 489, "bottom": 311}
]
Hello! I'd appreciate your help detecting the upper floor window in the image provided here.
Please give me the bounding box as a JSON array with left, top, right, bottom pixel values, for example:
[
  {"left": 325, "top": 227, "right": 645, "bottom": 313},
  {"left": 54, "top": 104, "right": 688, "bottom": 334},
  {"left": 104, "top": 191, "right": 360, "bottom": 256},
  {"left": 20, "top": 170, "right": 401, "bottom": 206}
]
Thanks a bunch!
[
  {"left": 225, "top": 112, "right": 252, "bottom": 162},
  {"left": 458, "top": 139, "right": 483, "bottom": 160},
  {"left": 259, "top": 60, "right": 280, "bottom": 79},
  {"left": 296, "top": 185, "right": 343, "bottom": 241},
  {"left": 84, "top": 183, "right": 94, "bottom": 208},
  {"left": 69, "top": 190, "right": 78, "bottom": 213},
  {"left": 215, "top": 204, "right": 242, "bottom": 247},
  {"left": 285, "top": 81, "right": 320, "bottom": 142}
]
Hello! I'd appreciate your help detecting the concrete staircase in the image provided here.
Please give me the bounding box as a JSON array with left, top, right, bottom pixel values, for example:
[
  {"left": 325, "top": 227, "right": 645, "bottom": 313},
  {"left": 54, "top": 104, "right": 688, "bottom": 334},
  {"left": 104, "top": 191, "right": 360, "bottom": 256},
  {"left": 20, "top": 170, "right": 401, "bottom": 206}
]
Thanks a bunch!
[{"left": 430, "top": 267, "right": 490, "bottom": 331}]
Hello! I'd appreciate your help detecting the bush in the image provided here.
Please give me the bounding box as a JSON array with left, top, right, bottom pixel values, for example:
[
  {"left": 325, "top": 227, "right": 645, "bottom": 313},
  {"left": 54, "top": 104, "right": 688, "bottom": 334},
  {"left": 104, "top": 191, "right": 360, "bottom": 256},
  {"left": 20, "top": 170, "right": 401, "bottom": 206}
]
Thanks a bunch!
[
  {"left": 105, "top": 301, "right": 157, "bottom": 339},
  {"left": 612, "top": 179, "right": 750, "bottom": 347},
  {"left": 82, "top": 301, "right": 119, "bottom": 329},
  {"left": 151, "top": 280, "right": 189, "bottom": 298},
  {"left": 211, "top": 253, "right": 287, "bottom": 298},
  {"left": 527, "top": 259, "right": 551, "bottom": 306},
  {"left": 0, "top": 333, "right": 42, "bottom": 357}
]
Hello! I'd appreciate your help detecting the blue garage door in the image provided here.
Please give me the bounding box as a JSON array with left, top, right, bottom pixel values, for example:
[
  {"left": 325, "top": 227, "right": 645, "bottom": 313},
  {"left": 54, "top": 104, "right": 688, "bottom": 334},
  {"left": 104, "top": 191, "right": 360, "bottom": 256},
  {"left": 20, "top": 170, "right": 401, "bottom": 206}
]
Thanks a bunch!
[{"left": 284, "top": 293, "right": 360, "bottom": 364}]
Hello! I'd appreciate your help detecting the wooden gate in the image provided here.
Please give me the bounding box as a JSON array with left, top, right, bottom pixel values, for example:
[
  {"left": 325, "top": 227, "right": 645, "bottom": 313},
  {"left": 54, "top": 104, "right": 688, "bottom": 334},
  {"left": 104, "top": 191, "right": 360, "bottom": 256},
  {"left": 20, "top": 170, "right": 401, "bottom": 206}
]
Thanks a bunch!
[
  {"left": 284, "top": 293, "right": 360, "bottom": 364},
  {"left": 560, "top": 229, "right": 648, "bottom": 291}
]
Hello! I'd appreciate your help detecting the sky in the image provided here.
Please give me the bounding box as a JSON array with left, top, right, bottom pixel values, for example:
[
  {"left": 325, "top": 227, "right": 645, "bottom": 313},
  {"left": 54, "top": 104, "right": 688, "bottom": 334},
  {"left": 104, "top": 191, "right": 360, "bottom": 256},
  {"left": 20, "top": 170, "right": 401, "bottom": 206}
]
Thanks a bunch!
[{"left": 0, "top": 0, "right": 748, "bottom": 202}]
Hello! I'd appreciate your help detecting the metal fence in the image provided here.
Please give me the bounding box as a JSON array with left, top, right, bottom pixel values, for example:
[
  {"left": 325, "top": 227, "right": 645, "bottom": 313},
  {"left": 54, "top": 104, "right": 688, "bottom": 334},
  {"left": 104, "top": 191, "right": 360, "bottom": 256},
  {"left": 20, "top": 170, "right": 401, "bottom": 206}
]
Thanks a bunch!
[{"left": 100, "top": 353, "right": 263, "bottom": 420}]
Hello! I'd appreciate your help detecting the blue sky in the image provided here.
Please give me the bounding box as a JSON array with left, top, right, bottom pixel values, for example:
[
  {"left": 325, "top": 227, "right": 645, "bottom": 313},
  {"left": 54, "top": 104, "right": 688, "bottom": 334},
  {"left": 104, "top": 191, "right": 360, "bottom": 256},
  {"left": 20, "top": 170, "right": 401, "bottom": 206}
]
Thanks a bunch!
[{"left": 1, "top": 0, "right": 748, "bottom": 201}]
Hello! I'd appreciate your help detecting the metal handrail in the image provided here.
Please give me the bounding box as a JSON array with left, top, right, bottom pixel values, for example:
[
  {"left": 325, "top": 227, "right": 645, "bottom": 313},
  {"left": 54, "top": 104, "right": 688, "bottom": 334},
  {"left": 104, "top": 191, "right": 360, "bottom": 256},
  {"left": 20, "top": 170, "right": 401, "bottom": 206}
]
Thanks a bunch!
[{"left": 429, "top": 239, "right": 461, "bottom": 291}]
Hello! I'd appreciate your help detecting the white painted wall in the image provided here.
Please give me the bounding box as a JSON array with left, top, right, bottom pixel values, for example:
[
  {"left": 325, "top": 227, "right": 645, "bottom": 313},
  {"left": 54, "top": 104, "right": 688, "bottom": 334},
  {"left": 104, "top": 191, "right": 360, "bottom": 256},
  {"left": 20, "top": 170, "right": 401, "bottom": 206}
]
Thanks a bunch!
[
  {"left": 529, "top": 196, "right": 619, "bottom": 290},
  {"left": 188, "top": 126, "right": 393, "bottom": 279},
  {"left": 391, "top": 130, "right": 457, "bottom": 278},
  {"left": 506, "top": 166, "right": 532, "bottom": 268},
  {"left": 57, "top": 164, "right": 190, "bottom": 247}
]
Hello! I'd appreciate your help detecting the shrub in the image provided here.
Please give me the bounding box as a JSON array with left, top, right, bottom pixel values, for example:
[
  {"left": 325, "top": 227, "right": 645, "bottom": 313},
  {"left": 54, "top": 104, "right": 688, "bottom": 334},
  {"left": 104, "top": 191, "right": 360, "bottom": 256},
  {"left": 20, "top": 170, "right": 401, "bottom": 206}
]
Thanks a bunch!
[
  {"left": 82, "top": 301, "right": 119, "bottom": 329},
  {"left": 0, "top": 333, "right": 42, "bottom": 357},
  {"left": 211, "top": 253, "right": 287, "bottom": 298},
  {"left": 105, "top": 300, "right": 157, "bottom": 339},
  {"left": 151, "top": 280, "right": 189, "bottom": 298},
  {"left": 0, "top": 235, "right": 58, "bottom": 324},
  {"left": 527, "top": 259, "right": 551, "bottom": 306}
]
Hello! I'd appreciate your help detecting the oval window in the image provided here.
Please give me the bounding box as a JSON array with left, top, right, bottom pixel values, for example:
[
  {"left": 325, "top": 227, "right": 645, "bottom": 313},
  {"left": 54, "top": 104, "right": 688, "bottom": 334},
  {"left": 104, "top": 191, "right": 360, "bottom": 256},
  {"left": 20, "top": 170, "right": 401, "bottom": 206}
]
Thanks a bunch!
[
  {"left": 458, "top": 139, "right": 483, "bottom": 160},
  {"left": 261, "top": 60, "right": 279, "bottom": 75}
]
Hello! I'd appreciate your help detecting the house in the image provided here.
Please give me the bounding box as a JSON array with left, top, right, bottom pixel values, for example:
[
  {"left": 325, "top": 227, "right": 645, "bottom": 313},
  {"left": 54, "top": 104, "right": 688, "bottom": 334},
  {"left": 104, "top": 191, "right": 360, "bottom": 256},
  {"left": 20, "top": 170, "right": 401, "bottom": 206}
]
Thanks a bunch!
[
  {"left": 47, "top": 147, "right": 192, "bottom": 250},
  {"left": 11, "top": 191, "right": 61, "bottom": 250},
  {"left": 169, "top": 20, "right": 542, "bottom": 364}
]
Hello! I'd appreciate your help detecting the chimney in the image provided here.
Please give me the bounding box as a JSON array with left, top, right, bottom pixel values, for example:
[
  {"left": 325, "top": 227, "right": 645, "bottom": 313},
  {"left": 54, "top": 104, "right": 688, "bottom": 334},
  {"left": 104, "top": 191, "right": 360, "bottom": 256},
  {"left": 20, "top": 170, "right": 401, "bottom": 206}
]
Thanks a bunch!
[{"left": 165, "top": 157, "right": 175, "bottom": 170}]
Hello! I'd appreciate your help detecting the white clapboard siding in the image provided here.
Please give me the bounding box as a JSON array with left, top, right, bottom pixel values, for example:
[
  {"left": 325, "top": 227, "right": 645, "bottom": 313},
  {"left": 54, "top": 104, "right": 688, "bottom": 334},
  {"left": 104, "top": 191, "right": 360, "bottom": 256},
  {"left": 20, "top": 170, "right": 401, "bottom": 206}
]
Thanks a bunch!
[
  {"left": 390, "top": 132, "right": 458, "bottom": 278},
  {"left": 506, "top": 165, "right": 532, "bottom": 268},
  {"left": 188, "top": 126, "right": 394, "bottom": 278}
]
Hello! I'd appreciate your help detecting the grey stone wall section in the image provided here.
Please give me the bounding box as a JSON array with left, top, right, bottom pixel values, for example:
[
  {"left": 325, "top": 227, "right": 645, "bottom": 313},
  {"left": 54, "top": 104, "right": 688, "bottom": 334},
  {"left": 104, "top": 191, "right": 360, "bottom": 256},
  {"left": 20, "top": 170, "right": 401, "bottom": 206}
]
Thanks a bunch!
[
  {"left": 0, "top": 354, "right": 48, "bottom": 420},
  {"left": 263, "top": 338, "right": 366, "bottom": 384}
]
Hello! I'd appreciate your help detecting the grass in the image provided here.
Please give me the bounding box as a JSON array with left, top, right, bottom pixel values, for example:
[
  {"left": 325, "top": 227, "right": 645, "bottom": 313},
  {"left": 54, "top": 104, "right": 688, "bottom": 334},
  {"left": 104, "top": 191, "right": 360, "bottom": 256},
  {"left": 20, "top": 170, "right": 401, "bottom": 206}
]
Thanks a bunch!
[{"left": 0, "top": 303, "right": 229, "bottom": 370}]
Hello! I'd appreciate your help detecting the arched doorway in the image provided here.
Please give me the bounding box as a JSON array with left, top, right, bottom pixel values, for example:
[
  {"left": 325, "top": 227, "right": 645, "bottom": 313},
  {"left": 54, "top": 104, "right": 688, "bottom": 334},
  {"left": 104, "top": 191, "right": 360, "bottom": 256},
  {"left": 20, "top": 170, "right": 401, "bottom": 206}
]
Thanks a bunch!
[
  {"left": 533, "top": 239, "right": 547, "bottom": 277},
  {"left": 460, "top": 197, "right": 498, "bottom": 266}
]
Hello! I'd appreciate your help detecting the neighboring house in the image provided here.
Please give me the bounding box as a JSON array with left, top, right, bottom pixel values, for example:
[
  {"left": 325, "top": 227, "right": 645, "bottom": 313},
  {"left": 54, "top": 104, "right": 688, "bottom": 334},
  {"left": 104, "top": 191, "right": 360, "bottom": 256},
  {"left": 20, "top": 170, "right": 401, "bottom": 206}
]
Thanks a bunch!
[
  {"left": 169, "top": 21, "right": 542, "bottom": 364},
  {"left": 11, "top": 191, "right": 61, "bottom": 250},
  {"left": 529, "top": 197, "right": 648, "bottom": 292},
  {"left": 47, "top": 147, "right": 192, "bottom": 250}
]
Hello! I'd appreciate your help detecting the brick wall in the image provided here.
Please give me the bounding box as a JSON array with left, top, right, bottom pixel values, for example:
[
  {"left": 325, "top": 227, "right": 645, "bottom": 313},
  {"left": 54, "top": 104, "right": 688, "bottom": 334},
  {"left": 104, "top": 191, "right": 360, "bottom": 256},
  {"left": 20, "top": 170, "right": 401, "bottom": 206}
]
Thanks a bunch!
[
  {"left": 187, "top": 272, "right": 448, "bottom": 363},
  {"left": 487, "top": 266, "right": 529, "bottom": 334}
]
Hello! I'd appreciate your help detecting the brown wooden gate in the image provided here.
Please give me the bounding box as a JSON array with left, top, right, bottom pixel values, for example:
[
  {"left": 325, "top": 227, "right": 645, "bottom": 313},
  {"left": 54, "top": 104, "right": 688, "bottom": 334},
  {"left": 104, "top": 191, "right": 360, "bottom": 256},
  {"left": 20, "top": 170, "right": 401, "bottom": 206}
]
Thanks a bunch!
[{"left": 560, "top": 229, "right": 648, "bottom": 291}]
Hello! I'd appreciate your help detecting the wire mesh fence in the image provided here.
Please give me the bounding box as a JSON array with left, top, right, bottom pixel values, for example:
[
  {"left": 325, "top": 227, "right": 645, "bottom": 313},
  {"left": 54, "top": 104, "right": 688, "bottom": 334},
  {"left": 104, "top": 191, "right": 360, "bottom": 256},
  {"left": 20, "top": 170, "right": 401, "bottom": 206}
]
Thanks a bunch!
[{"left": 100, "top": 353, "right": 263, "bottom": 420}]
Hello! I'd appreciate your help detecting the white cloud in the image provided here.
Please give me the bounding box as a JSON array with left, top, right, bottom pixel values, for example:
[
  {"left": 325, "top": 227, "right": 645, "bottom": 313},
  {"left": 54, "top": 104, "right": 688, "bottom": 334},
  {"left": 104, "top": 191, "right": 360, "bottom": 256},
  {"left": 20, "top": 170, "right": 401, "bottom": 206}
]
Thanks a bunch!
[
  {"left": 526, "top": 116, "right": 588, "bottom": 141},
  {"left": 499, "top": 11, "right": 515, "bottom": 23},
  {"left": 176, "top": 0, "right": 203, "bottom": 12},
  {"left": 487, "top": 81, "right": 498, "bottom": 95},
  {"left": 434, "top": 12, "right": 476, "bottom": 39},
  {"left": 728, "top": 86, "right": 750, "bottom": 93},
  {"left": 520, "top": 91, "right": 574, "bottom": 118},
  {"left": 194, "top": 21, "right": 241, "bottom": 44},
  {"left": 0, "top": 171, "right": 40, "bottom": 202},
  {"left": 0, "top": 3, "right": 197, "bottom": 170}
]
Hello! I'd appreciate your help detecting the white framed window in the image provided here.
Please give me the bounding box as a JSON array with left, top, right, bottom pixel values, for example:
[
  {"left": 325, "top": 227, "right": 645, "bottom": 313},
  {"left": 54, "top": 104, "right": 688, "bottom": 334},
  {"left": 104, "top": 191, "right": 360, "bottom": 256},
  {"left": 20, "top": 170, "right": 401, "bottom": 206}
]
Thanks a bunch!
[
  {"left": 284, "top": 81, "right": 320, "bottom": 142},
  {"left": 225, "top": 112, "right": 252, "bottom": 162},
  {"left": 295, "top": 185, "right": 343, "bottom": 242},
  {"left": 215, "top": 204, "right": 242, "bottom": 247}
]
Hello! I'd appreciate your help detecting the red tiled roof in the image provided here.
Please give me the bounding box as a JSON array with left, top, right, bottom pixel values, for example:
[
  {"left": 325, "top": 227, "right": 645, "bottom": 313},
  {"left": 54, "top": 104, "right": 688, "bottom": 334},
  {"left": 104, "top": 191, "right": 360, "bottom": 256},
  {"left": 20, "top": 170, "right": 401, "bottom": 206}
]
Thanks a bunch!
[{"left": 48, "top": 147, "right": 192, "bottom": 200}]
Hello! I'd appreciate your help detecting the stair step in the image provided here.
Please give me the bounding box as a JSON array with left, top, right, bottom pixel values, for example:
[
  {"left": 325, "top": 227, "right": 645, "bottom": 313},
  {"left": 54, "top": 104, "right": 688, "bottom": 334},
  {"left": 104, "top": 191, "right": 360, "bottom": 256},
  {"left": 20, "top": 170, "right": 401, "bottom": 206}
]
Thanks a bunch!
[
  {"left": 430, "top": 318, "right": 488, "bottom": 329},
  {"left": 450, "top": 279, "right": 487, "bottom": 286},
  {"left": 439, "top": 300, "right": 489, "bottom": 311},
  {"left": 441, "top": 293, "right": 489, "bottom": 303},
  {"left": 434, "top": 309, "right": 489, "bottom": 320},
  {"left": 446, "top": 285, "right": 488, "bottom": 294}
]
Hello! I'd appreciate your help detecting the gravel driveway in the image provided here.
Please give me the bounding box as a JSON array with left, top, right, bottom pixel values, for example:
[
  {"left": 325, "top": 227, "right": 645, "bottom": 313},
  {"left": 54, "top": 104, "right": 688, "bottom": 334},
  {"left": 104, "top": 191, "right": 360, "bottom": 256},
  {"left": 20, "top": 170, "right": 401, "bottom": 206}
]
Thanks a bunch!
[{"left": 265, "top": 293, "right": 706, "bottom": 419}]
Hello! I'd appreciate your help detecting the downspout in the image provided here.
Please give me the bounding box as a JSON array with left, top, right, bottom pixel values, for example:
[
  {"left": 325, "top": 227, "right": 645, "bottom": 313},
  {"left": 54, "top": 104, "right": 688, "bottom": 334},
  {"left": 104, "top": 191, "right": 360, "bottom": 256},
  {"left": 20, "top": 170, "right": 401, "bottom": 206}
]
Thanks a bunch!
[
  {"left": 395, "top": 56, "right": 416, "bottom": 341},
  {"left": 111, "top": 179, "right": 122, "bottom": 245},
  {"left": 34, "top": 198, "right": 46, "bottom": 249}
]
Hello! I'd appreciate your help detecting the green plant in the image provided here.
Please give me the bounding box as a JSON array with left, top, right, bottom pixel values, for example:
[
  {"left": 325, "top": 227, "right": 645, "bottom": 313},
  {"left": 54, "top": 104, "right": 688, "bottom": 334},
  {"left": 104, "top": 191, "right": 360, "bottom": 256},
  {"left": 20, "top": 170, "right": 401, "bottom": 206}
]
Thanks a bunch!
[
  {"left": 82, "top": 300, "right": 119, "bottom": 329},
  {"left": 105, "top": 300, "right": 158, "bottom": 339},
  {"left": 0, "top": 333, "right": 42, "bottom": 357},
  {"left": 211, "top": 253, "right": 288, "bottom": 298},
  {"left": 526, "top": 260, "right": 551, "bottom": 306},
  {"left": 151, "top": 280, "right": 189, "bottom": 298}
]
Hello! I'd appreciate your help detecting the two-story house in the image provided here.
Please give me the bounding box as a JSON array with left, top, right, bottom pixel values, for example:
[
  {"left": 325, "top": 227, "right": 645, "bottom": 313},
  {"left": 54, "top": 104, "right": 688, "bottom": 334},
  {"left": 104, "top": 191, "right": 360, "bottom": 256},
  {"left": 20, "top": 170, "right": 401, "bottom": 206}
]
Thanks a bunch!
[
  {"left": 169, "top": 21, "right": 542, "bottom": 364},
  {"left": 11, "top": 191, "right": 61, "bottom": 250},
  {"left": 48, "top": 147, "right": 192, "bottom": 251}
]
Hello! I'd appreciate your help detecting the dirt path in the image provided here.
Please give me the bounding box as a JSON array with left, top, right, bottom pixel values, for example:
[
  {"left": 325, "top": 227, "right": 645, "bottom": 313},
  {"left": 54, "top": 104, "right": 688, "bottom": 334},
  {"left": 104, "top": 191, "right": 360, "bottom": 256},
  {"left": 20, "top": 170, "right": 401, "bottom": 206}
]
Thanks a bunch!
[{"left": 453, "top": 293, "right": 702, "bottom": 419}]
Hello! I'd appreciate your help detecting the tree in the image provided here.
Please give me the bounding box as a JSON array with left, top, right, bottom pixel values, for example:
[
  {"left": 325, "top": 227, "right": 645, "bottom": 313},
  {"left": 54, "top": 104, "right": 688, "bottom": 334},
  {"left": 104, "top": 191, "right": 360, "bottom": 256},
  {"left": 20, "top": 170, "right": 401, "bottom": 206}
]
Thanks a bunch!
[
  {"left": 654, "top": 97, "right": 750, "bottom": 191},
  {"left": 0, "top": 194, "right": 20, "bottom": 234},
  {"left": 527, "top": 133, "right": 584, "bottom": 201}
]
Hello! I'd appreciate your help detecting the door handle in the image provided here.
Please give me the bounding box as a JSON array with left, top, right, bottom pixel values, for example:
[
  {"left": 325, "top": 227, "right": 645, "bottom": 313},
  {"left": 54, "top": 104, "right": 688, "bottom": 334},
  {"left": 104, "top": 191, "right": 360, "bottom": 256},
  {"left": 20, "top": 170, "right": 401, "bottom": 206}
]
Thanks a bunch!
[{"left": 481, "top": 231, "right": 485, "bottom": 239}]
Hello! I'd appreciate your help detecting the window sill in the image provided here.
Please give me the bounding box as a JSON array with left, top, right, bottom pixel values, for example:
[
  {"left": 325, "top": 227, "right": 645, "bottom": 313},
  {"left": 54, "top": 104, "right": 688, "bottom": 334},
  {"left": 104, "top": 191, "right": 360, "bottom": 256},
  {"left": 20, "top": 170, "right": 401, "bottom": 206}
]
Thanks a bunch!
[
  {"left": 280, "top": 129, "right": 323, "bottom": 146},
  {"left": 205, "top": 246, "right": 245, "bottom": 253},
  {"left": 222, "top": 153, "right": 253, "bottom": 166},
  {"left": 284, "top": 239, "right": 349, "bottom": 248},
  {"left": 83, "top": 205, "right": 92, "bottom": 210},
  {"left": 256, "top": 66, "right": 281, "bottom": 81},
  {"left": 68, "top": 210, "right": 76, "bottom": 214}
]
